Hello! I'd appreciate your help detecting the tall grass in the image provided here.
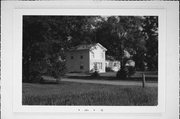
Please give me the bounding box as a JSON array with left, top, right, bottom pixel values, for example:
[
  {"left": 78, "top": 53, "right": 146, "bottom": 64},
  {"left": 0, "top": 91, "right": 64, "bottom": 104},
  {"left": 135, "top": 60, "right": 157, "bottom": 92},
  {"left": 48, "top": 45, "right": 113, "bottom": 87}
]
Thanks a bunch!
[{"left": 23, "top": 82, "right": 157, "bottom": 106}]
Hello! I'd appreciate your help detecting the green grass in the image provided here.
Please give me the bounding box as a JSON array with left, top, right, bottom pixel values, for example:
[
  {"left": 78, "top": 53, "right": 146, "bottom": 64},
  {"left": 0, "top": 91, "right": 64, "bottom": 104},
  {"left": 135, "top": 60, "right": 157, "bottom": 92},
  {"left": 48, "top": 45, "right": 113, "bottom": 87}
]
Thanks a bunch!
[{"left": 23, "top": 82, "right": 157, "bottom": 106}]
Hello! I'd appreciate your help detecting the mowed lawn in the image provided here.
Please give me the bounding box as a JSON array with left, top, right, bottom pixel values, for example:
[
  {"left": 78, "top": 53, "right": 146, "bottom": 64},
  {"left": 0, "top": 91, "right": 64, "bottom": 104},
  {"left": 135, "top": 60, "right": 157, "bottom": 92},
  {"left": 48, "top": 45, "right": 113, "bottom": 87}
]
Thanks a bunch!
[
  {"left": 64, "top": 71, "right": 158, "bottom": 84},
  {"left": 23, "top": 82, "right": 158, "bottom": 106}
]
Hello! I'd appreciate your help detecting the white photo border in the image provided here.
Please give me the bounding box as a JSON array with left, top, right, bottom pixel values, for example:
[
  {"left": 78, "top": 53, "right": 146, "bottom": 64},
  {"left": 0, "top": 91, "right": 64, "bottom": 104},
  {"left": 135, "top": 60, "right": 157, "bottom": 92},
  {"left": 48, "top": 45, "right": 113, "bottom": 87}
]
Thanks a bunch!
[
  {"left": 1, "top": 1, "right": 179, "bottom": 119},
  {"left": 13, "top": 8, "right": 166, "bottom": 113}
]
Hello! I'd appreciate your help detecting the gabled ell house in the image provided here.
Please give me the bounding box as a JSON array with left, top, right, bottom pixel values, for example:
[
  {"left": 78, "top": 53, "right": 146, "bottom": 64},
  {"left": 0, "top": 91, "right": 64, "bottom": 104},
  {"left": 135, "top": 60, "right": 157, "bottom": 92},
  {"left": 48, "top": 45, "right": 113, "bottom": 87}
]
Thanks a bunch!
[{"left": 65, "top": 43, "right": 107, "bottom": 73}]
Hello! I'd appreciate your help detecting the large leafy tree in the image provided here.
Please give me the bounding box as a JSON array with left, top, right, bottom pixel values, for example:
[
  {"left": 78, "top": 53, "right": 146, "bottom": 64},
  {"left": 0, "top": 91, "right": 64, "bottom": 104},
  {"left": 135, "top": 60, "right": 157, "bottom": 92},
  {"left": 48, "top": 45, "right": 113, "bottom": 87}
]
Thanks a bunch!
[
  {"left": 95, "top": 16, "right": 158, "bottom": 71},
  {"left": 23, "top": 16, "right": 96, "bottom": 82},
  {"left": 95, "top": 16, "right": 146, "bottom": 69}
]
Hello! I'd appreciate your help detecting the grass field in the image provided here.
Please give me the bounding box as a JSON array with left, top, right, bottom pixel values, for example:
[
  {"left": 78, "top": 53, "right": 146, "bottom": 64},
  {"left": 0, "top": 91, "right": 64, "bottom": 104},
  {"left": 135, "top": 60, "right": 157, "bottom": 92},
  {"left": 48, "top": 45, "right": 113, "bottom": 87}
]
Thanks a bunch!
[
  {"left": 65, "top": 71, "right": 158, "bottom": 81},
  {"left": 23, "top": 82, "right": 158, "bottom": 106}
]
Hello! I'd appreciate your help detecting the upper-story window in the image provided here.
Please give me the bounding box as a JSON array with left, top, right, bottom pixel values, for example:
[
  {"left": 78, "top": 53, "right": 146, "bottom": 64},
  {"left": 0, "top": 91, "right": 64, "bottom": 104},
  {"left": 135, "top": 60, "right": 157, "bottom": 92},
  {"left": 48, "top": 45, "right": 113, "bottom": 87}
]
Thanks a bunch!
[
  {"left": 92, "top": 52, "right": 95, "bottom": 58},
  {"left": 101, "top": 52, "right": 104, "bottom": 58},
  {"left": 80, "top": 55, "right": 83, "bottom": 59},
  {"left": 71, "top": 56, "right": 74, "bottom": 59}
]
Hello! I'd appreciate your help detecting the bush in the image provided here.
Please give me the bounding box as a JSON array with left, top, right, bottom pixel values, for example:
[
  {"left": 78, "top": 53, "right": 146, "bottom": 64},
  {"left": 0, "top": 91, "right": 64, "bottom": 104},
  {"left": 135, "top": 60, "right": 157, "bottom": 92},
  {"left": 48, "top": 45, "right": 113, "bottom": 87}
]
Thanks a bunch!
[
  {"left": 23, "top": 60, "right": 49, "bottom": 83},
  {"left": 29, "top": 71, "right": 43, "bottom": 83},
  {"left": 47, "top": 61, "right": 66, "bottom": 78},
  {"left": 91, "top": 71, "right": 100, "bottom": 78},
  {"left": 116, "top": 67, "right": 128, "bottom": 79},
  {"left": 116, "top": 66, "right": 136, "bottom": 80},
  {"left": 127, "top": 66, "right": 136, "bottom": 76},
  {"left": 23, "top": 59, "right": 66, "bottom": 83},
  {"left": 106, "top": 67, "right": 114, "bottom": 72}
]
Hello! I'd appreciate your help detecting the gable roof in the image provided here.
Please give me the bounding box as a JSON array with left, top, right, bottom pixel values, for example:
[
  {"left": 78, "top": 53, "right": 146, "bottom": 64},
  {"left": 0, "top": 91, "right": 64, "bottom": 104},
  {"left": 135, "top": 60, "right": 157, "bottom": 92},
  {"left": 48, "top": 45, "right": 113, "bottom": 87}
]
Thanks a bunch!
[{"left": 68, "top": 43, "right": 107, "bottom": 51}]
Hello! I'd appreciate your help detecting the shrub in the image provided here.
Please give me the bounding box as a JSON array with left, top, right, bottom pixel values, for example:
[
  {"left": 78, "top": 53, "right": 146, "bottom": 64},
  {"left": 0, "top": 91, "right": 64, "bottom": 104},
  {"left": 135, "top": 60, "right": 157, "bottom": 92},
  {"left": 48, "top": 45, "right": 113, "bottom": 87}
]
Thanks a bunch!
[
  {"left": 106, "top": 67, "right": 114, "bottom": 72},
  {"left": 47, "top": 61, "right": 66, "bottom": 78},
  {"left": 116, "top": 66, "right": 136, "bottom": 80},
  {"left": 23, "top": 59, "right": 66, "bottom": 83},
  {"left": 91, "top": 71, "right": 100, "bottom": 78},
  {"left": 116, "top": 67, "right": 128, "bottom": 80},
  {"left": 23, "top": 60, "right": 50, "bottom": 83},
  {"left": 126, "top": 66, "right": 136, "bottom": 76},
  {"left": 29, "top": 71, "right": 42, "bottom": 83}
]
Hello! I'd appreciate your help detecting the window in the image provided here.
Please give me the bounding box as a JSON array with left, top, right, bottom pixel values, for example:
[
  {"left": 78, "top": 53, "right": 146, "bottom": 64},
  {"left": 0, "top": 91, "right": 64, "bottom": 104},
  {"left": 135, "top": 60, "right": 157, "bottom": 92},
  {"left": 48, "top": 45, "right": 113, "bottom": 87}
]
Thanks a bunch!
[
  {"left": 105, "top": 62, "right": 108, "bottom": 67},
  {"left": 94, "top": 62, "right": 97, "bottom": 70},
  {"left": 91, "top": 52, "right": 95, "bottom": 58},
  {"left": 101, "top": 52, "right": 104, "bottom": 58},
  {"left": 80, "top": 55, "right": 83, "bottom": 59},
  {"left": 71, "top": 56, "right": 74, "bottom": 59},
  {"left": 80, "top": 65, "right": 84, "bottom": 70},
  {"left": 94, "top": 62, "right": 102, "bottom": 70},
  {"left": 100, "top": 63, "right": 102, "bottom": 69}
]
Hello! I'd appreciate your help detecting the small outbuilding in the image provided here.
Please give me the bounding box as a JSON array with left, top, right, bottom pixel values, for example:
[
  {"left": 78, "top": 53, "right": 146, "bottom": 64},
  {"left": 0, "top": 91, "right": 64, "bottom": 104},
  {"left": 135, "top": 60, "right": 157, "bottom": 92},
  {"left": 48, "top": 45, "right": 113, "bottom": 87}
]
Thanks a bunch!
[{"left": 105, "top": 60, "right": 121, "bottom": 72}]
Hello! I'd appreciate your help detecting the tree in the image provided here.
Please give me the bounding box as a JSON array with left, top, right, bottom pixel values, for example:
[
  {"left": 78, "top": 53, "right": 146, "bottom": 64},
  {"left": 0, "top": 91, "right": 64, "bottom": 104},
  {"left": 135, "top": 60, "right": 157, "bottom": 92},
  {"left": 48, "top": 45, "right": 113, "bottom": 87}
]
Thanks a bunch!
[
  {"left": 95, "top": 16, "right": 146, "bottom": 68},
  {"left": 142, "top": 16, "right": 158, "bottom": 71},
  {"left": 23, "top": 16, "right": 97, "bottom": 82}
]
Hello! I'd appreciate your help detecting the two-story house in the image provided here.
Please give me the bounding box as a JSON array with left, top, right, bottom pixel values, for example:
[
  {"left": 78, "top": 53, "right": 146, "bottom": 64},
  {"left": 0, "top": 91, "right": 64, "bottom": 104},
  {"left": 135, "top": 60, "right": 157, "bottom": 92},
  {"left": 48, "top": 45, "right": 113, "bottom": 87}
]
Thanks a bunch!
[{"left": 65, "top": 43, "right": 107, "bottom": 73}]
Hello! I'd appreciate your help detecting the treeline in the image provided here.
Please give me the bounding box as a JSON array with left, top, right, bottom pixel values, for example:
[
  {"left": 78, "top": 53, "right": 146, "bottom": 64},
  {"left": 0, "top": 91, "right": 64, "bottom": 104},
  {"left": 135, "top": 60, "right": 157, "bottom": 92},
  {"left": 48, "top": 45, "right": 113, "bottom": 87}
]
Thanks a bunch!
[{"left": 23, "top": 16, "right": 158, "bottom": 82}]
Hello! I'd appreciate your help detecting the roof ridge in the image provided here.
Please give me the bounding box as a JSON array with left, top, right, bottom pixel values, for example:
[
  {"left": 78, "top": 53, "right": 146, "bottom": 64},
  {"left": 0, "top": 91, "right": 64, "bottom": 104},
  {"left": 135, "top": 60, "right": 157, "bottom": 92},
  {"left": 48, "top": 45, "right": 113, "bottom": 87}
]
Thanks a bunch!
[{"left": 68, "top": 43, "right": 107, "bottom": 51}]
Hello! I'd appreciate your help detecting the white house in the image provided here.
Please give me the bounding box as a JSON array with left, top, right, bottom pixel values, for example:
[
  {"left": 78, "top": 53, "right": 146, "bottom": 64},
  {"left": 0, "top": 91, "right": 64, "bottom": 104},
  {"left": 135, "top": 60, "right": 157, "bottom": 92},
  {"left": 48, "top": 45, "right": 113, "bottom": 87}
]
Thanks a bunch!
[{"left": 65, "top": 43, "right": 107, "bottom": 73}]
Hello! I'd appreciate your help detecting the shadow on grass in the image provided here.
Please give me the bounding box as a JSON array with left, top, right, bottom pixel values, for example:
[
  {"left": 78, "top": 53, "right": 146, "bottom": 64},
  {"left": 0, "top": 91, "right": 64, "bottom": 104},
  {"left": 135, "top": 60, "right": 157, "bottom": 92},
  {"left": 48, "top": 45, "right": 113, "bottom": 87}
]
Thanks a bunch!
[{"left": 65, "top": 75, "right": 158, "bottom": 82}]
